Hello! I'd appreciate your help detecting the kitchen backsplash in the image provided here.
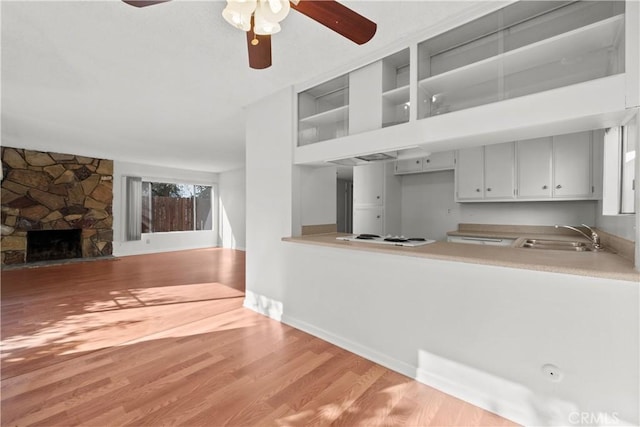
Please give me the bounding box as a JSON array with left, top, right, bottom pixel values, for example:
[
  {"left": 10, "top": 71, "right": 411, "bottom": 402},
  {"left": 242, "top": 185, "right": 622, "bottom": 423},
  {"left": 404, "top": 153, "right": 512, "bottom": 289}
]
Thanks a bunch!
[{"left": 400, "top": 170, "right": 617, "bottom": 241}]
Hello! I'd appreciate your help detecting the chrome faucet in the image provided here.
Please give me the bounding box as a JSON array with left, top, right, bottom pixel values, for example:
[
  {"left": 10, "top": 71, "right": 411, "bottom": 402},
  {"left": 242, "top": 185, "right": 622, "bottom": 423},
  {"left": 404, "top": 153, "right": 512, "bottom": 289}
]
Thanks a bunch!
[{"left": 555, "top": 224, "right": 602, "bottom": 251}]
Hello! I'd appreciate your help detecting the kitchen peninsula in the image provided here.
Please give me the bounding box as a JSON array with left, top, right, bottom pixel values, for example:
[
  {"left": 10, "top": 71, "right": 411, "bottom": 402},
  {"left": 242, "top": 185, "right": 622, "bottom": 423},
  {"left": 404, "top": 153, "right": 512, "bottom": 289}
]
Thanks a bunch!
[{"left": 283, "top": 224, "right": 639, "bottom": 282}]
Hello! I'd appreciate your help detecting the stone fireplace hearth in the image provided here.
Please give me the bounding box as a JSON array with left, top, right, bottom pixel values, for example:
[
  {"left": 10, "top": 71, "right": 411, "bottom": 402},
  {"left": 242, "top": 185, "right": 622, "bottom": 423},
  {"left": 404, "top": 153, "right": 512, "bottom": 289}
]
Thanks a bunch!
[{"left": 1, "top": 147, "right": 113, "bottom": 266}]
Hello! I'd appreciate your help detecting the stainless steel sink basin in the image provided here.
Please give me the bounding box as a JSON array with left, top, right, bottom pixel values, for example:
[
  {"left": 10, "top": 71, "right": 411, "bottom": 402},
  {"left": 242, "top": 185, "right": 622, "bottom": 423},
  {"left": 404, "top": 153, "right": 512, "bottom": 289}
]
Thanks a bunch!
[{"left": 521, "top": 239, "right": 592, "bottom": 252}]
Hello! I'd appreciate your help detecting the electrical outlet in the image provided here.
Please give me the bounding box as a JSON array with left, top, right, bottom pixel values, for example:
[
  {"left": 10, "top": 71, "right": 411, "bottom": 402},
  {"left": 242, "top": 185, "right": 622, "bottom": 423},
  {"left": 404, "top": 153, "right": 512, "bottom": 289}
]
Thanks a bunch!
[{"left": 541, "top": 364, "right": 563, "bottom": 382}]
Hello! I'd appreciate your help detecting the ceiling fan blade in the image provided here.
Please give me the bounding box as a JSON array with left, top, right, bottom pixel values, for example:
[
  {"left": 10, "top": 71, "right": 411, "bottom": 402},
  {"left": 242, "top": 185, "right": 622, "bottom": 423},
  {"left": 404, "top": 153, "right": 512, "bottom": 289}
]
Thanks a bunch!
[
  {"left": 246, "top": 20, "right": 272, "bottom": 69},
  {"left": 122, "top": 0, "right": 171, "bottom": 8},
  {"left": 291, "top": 0, "right": 377, "bottom": 45}
]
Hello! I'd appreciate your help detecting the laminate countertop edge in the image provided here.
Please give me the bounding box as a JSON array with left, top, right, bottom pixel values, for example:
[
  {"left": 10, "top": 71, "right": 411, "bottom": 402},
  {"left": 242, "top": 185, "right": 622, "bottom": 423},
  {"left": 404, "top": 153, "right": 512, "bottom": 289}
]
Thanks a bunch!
[{"left": 282, "top": 234, "right": 640, "bottom": 283}]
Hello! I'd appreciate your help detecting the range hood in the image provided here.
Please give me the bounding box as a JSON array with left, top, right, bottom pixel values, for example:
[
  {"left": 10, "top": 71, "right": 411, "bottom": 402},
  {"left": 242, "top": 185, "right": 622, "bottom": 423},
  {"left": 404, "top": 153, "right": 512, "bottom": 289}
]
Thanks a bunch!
[
  {"left": 354, "top": 152, "right": 397, "bottom": 162},
  {"left": 327, "top": 151, "right": 397, "bottom": 166}
]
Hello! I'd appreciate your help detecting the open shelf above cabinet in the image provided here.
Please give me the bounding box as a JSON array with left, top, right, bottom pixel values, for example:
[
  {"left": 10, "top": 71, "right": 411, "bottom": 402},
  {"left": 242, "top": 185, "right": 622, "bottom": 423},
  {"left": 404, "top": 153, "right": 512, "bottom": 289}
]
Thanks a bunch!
[
  {"left": 298, "top": 74, "right": 349, "bottom": 146},
  {"left": 381, "top": 48, "right": 411, "bottom": 129},
  {"left": 382, "top": 85, "right": 410, "bottom": 104},
  {"left": 299, "top": 105, "right": 349, "bottom": 126},
  {"left": 417, "top": 0, "right": 625, "bottom": 119},
  {"left": 419, "top": 14, "right": 624, "bottom": 97}
]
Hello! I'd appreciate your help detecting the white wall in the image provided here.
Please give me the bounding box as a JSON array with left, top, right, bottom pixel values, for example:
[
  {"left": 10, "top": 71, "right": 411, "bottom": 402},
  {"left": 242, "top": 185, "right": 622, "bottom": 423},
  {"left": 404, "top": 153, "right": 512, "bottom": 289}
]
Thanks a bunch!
[
  {"left": 219, "top": 168, "right": 246, "bottom": 250},
  {"left": 401, "top": 170, "right": 599, "bottom": 240},
  {"left": 113, "top": 160, "right": 219, "bottom": 257},
  {"left": 245, "top": 87, "right": 295, "bottom": 315},
  {"left": 299, "top": 165, "right": 337, "bottom": 226}
]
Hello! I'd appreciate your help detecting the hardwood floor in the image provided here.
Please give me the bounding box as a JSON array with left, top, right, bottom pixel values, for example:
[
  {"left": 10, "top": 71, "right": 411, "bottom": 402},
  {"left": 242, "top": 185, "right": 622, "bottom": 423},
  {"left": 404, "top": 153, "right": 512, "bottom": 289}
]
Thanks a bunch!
[{"left": 1, "top": 248, "right": 517, "bottom": 426}]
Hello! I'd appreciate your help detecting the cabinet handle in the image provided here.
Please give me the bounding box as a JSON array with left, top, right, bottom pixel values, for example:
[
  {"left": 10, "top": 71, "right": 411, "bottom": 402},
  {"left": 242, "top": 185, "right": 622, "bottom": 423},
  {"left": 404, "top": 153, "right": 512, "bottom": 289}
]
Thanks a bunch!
[
  {"left": 556, "top": 185, "right": 562, "bottom": 189},
  {"left": 476, "top": 188, "right": 481, "bottom": 192},
  {"left": 426, "top": 159, "right": 430, "bottom": 163},
  {"left": 487, "top": 188, "right": 492, "bottom": 192},
  {"left": 376, "top": 195, "right": 381, "bottom": 199},
  {"left": 542, "top": 185, "right": 548, "bottom": 190},
  {"left": 416, "top": 160, "right": 421, "bottom": 164},
  {"left": 376, "top": 215, "right": 381, "bottom": 219}
]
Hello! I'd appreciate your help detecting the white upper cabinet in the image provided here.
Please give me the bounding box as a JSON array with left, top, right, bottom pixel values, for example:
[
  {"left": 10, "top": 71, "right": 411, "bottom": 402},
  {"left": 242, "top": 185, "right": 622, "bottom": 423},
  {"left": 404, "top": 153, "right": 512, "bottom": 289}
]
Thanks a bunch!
[
  {"left": 456, "top": 143, "right": 514, "bottom": 201},
  {"left": 484, "top": 142, "right": 515, "bottom": 199},
  {"left": 394, "top": 151, "right": 454, "bottom": 175},
  {"left": 516, "top": 137, "right": 553, "bottom": 199},
  {"left": 423, "top": 151, "right": 455, "bottom": 172},
  {"left": 516, "top": 131, "right": 595, "bottom": 201},
  {"left": 455, "top": 146, "right": 485, "bottom": 200},
  {"left": 552, "top": 131, "right": 593, "bottom": 198},
  {"left": 395, "top": 158, "right": 423, "bottom": 175},
  {"left": 457, "top": 132, "right": 596, "bottom": 202}
]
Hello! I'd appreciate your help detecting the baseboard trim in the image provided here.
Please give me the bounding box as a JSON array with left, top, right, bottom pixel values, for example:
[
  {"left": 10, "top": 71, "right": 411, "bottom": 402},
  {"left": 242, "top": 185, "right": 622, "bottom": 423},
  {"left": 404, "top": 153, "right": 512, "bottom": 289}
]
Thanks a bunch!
[
  {"left": 280, "top": 314, "right": 417, "bottom": 380},
  {"left": 415, "top": 353, "right": 535, "bottom": 426},
  {"left": 243, "top": 290, "right": 283, "bottom": 321}
]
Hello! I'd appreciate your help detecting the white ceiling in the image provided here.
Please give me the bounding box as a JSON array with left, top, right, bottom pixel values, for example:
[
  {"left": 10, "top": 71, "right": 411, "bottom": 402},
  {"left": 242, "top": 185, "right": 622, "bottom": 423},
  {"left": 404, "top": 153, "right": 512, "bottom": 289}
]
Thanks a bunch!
[{"left": 2, "top": 0, "right": 484, "bottom": 172}]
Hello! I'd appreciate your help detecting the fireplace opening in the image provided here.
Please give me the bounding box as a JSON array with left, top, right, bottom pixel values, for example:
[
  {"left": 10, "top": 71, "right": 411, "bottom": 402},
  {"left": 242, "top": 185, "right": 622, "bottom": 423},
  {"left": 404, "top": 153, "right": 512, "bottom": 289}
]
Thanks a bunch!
[{"left": 27, "top": 229, "right": 82, "bottom": 263}]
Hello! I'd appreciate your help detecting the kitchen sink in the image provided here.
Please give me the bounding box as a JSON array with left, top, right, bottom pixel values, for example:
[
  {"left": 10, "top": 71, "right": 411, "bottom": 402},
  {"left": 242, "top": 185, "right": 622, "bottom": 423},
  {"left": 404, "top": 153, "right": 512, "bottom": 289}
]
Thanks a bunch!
[{"left": 521, "top": 239, "right": 592, "bottom": 252}]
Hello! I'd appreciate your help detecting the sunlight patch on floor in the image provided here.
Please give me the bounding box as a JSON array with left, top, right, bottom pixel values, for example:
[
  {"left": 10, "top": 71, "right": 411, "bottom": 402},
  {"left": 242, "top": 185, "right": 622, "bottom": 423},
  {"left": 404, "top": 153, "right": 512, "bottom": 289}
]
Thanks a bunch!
[
  {"left": 82, "top": 282, "right": 244, "bottom": 312},
  {"left": 1, "top": 297, "right": 249, "bottom": 360}
]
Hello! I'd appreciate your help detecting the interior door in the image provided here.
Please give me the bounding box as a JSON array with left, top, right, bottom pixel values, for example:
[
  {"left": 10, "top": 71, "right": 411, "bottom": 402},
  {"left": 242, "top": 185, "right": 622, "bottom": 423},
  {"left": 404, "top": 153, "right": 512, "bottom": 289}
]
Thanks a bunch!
[{"left": 336, "top": 179, "right": 353, "bottom": 233}]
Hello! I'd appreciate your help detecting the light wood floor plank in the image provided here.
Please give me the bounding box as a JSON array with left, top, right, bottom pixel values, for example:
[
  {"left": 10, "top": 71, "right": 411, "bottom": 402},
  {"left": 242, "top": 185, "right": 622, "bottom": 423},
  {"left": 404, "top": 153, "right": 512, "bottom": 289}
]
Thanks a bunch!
[{"left": 1, "top": 248, "right": 517, "bottom": 426}]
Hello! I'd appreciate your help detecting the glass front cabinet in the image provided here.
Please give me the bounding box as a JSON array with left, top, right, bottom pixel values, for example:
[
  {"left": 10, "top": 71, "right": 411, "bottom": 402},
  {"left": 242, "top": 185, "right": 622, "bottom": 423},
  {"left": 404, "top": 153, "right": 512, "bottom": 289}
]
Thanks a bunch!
[
  {"left": 295, "top": 0, "right": 631, "bottom": 148},
  {"left": 417, "top": 1, "right": 625, "bottom": 118}
]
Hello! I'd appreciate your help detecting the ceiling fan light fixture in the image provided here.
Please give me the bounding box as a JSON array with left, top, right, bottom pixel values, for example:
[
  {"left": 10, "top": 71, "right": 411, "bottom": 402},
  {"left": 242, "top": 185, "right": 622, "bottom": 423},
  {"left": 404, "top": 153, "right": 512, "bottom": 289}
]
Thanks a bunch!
[
  {"left": 257, "top": 0, "right": 290, "bottom": 23},
  {"left": 227, "top": 0, "right": 257, "bottom": 14},
  {"left": 222, "top": 8, "right": 251, "bottom": 31},
  {"left": 222, "top": 0, "right": 256, "bottom": 31},
  {"left": 253, "top": 12, "right": 281, "bottom": 35}
]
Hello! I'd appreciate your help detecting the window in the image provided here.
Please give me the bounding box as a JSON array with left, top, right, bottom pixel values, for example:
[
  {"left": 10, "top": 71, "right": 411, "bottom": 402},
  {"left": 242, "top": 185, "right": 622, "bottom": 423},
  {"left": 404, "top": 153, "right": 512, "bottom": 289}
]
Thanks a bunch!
[
  {"left": 141, "top": 182, "right": 213, "bottom": 233},
  {"left": 603, "top": 117, "right": 637, "bottom": 215}
]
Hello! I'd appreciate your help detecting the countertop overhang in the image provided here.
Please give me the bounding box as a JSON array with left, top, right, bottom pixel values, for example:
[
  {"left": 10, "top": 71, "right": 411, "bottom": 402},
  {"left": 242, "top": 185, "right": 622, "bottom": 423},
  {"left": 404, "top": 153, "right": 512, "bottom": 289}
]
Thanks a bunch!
[{"left": 282, "top": 232, "right": 639, "bottom": 283}]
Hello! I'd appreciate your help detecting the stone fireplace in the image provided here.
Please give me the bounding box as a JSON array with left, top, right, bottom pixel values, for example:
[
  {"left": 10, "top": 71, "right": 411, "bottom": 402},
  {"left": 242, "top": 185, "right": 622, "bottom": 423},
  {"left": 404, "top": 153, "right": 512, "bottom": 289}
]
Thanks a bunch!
[{"left": 1, "top": 147, "right": 114, "bottom": 266}]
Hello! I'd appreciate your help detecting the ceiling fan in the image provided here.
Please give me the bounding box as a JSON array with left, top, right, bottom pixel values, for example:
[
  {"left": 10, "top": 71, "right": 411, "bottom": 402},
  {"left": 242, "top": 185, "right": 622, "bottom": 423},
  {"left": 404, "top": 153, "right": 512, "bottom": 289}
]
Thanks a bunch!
[{"left": 122, "top": 0, "right": 377, "bottom": 69}]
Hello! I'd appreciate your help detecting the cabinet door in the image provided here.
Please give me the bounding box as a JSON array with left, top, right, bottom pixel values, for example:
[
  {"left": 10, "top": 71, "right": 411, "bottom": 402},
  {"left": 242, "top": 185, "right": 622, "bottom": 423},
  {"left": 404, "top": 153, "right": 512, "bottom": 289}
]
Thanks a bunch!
[
  {"left": 553, "top": 131, "right": 592, "bottom": 198},
  {"left": 455, "top": 147, "right": 484, "bottom": 200},
  {"left": 517, "top": 137, "right": 552, "bottom": 198},
  {"left": 353, "top": 163, "right": 384, "bottom": 205},
  {"left": 353, "top": 207, "right": 384, "bottom": 235},
  {"left": 423, "top": 151, "right": 455, "bottom": 171},
  {"left": 394, "top": 158, "right": 423, "bottom": 175},
  {"left": 484, "top": 142, "right": 515, "bottom": 199},
  {"left": 349, "top": 61, "right": 382, "bottom": 134}
]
